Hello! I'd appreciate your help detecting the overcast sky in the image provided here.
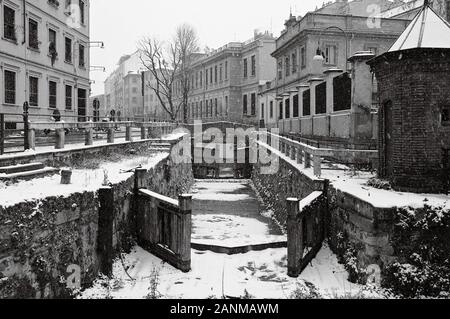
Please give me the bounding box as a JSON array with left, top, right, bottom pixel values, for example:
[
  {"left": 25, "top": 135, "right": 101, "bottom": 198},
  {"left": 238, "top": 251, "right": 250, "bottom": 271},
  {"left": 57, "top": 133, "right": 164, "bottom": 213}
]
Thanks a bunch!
[{"left": 89, "top": 0, "right": 326, "bottom": 96}]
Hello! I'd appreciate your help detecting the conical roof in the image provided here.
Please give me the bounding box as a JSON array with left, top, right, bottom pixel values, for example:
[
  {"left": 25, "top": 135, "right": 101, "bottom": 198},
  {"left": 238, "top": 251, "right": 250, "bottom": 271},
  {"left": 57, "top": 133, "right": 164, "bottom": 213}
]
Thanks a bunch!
[{"left": 389, "top": 1, "right": 450, "bottom": 52}]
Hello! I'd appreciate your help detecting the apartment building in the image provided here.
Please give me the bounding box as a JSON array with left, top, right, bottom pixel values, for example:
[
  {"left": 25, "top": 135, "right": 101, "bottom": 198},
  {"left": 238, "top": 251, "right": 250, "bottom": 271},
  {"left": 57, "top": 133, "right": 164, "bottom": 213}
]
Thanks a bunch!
[
  {"left": 184, "top": 31, "right": 276, "bottom": 125},
  {"left": 259, "top": 1, "right": 411, "bottom": 145},
  {"left": 103, "top": 51, "right": 168, "bottom": 120},
  {"left": 0, "top": 0, "right": 90, "bottom": 124}
]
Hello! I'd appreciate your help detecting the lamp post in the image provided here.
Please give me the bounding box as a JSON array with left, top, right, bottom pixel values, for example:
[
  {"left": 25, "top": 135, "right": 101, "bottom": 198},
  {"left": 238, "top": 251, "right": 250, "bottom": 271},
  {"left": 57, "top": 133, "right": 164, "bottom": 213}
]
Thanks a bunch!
[{"left": 315, "top": 26, "right": 350, "bottom": 71}]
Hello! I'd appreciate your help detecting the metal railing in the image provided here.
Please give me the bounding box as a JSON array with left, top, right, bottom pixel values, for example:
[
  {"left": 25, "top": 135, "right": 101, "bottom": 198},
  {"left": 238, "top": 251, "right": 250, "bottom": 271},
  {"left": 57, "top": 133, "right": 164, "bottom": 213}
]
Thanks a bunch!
[{"left": 0, "top": 111, "right": 178, "bottom": 155}]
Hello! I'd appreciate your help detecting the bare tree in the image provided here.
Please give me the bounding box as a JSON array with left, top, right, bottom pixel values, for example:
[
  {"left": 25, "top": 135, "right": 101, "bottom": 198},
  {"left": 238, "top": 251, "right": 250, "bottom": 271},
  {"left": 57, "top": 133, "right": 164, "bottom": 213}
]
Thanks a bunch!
[{"left": 139, "top": 24, "right": 199, "bottom": 122}]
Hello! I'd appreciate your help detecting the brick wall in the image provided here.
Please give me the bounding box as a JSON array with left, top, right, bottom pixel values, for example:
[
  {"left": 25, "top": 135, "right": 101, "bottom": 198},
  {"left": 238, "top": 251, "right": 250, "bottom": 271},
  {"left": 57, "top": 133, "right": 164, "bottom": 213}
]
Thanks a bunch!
[{"left": 371, "top": 49, "right": 450, "bottom": 193}]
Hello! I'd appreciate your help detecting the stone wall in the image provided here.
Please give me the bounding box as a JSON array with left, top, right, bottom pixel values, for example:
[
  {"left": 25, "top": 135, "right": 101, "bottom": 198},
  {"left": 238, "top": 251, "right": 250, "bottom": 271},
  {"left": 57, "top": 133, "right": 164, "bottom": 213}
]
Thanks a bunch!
[
  {"left": 327, "top": 185, "right": 396, "bottom": 269},
  {"left": 252, "top": 146, "right": 396, "bottom": 275},
  {"left": 252, "top": 156, "right": 325, "bottom": 229},
  {"left": 0, "top": 147, "right": 193, "bottom": 298}
]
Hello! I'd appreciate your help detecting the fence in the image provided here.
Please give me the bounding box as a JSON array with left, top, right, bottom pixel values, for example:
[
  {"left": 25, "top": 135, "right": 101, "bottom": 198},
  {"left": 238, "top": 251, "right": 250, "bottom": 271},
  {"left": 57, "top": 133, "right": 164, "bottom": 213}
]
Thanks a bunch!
[
  {"left": 287, "top": 191, "right": 327, "bottom": 277},
  {"left": 134, "top": 169, "right": 192, "bottom": 272},
  {"left": 0, "top": 111, "right": 178, "bottom": 154},
  {"left": 258, "top": 131, "right": 378, "bottom": 177}
]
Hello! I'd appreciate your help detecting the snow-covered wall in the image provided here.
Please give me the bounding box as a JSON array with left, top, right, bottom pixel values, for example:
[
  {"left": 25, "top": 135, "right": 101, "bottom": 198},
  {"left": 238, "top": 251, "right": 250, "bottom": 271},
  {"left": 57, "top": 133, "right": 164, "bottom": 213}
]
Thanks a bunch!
[{"left": 0, "top": 146, "right": 193, "bottom": 298}]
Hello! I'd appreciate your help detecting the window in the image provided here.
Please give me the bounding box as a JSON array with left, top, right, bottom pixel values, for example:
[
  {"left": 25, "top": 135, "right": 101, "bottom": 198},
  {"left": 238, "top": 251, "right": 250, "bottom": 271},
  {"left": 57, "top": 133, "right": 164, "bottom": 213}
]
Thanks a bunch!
[
  {"left": 301, "top": 46, "right": 306, "bottom": 68},
  {"left": 205, "top": 70, "right": 208, "bottom": 88},
  {"left": 293, "top": 94, "right": 299, "bottom": 117},
  {"left": 215, "top": 98, "right": 218, "bottom": 116},
  {"left": 243, "top": 95, "right": 248, "bottom": 115},
  {"left": 79, "top": 0, "right": 85, "bottom": 25},
  {"left": 29, "top": 19, "right": 39, "bottom": 49},
  {"left": 333, "top": 72, "right": 351, "bottom": 111},
  {"left": 269, "top": 101, "right": 274, "bottom": 119},
  {"left": 200, "top": 101, "right": 203, "bottom": 117},
  {"left": 285, "top": 99, "right": 290, "bottom": 119},
  {"left": 315, "top": 82, "right": 327, "bottom": 114},
  {"left": 279, "top": 102, "right": 283, "bottom": 120},
  {"left": 29, "top": 77, "right": 39, "bottom": 107},
  {"left": 278, "top": 59, "right": 283, "bottom": 80},
  {"left": 292, "top": 51, "right": 298, "bottom": 74},
  {"left": 214, "top": 65, "right": 218, "bottom": 83},
  {"left": 225, "top": 61, "right": 228, "bottom": 80},
  {"left": 3, "top": 6, "right": 16, "bottom": 41},
  {"left": 4, "top": 70, "right": 16, "bottom": 104},
  {"left": 65, "top": 37, "right": 72, "bottom": 63},
  {"left": 200, "top": 71, "right": 203, "bottom": 87},
  {"left": 285, "top": 56, "right": 290, "bottom": 77},
  {"left": 367, "top": 47, "right": 378, "bottom": 55},
  {"left": 132, "top": 97, "right": 137, "bottom": 104},
  {"left": 325, "top": 45, "right": 337, "bottom": 65},
  {"left": 251, "top": 93, "right": 256, "bottom": 116},
  {"left": 251, "top": 55, "right": 256, "bottom": 76},
  {"left": 78, "top": 88, "right": 87, "bottom": 120},
  {"left": 303, "top": 90, "right": 311, "bottom": 116},
  {"left": 210, "top": 67, "right": 213, "bottom": 84},
  {"left": 49, "top": 29, "right": 57, "bottom": 55},
  {"left": 243, "top": 58, "right": 248, "bottom": 78},
  {"left": 49, "top": 81, "right": 57, "bottom": 108},
  {"left": 261, "top": 103, "right": 265, "bottom": 120},
  {"left": 219, "top": 64, "right": 223, "bottom": 82}
]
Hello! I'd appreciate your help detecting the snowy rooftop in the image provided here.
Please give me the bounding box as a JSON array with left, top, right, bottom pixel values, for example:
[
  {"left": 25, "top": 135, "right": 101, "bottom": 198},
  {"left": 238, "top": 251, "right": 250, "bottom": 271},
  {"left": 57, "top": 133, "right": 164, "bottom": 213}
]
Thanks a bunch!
[{"left": 389, "top": 2, "right": 450, "bottom": 52}]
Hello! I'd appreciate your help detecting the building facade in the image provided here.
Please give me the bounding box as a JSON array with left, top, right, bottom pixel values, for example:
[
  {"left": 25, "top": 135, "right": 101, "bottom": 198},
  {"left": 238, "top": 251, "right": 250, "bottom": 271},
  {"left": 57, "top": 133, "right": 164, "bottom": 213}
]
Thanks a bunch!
[
  {"left": 103, "top": 51, "right": 168, "bottom": 121},
  {"left": 259, "top": 4, "right": 410, "bottom": 148},
  {"left": 380, "top": 0, "right": 450, "bottom": 22},
  {"left": 0, "top": 0, "right": 90, "bottom": 123},
  {"left": 183, "top": 31, "right": 276, "bottom": 125}
]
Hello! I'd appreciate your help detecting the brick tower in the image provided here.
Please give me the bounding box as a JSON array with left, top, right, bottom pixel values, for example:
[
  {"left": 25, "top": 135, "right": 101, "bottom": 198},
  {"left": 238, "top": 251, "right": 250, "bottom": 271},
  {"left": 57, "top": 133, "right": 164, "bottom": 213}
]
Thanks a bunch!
[{"left": 368, "top": 0, "right": 450, "bottom": 193}]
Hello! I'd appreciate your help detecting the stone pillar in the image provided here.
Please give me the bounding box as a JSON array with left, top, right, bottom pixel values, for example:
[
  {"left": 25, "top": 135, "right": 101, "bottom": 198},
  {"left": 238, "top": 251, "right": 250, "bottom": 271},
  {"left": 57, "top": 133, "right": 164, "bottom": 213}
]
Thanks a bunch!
[
  {"left": 287, "top": 198, "right": 303, "bottom": 278},
  {"left": 55, "top": 128, "right": 65, "bottom": 149},
  {"left": 134, "top": 168, "right": 148, "bottom": 244},
  {"left": 313, "top": 155, "right": 322, "bottom": 177},
  {"left": 348, "top": 51, "right": 376, "bottom": 141},
  {"left": 308, "top": 78, "right": 324, "bottom": 137},
  {"left": 141, "top": 126, "right": 146, "bottom": 140},
  {"left": 125, "top": 126, "right": 133, "bottom": 142},
  {"left": 305, "top": 152, "right": 312, "bottom": 168},
  {"left": 98, "top": 186, "right": 114, "bottom": 277},
  {"left": 297, "top": 147, "right": 303, "bottom": 164},
  {"left": 85, "top": 129, "right": 93, "bottom": 146},
  {"left": 178, "top": 194, "right": 192, "bottom": 273},
  {"left": 107, "top": 127, "right": 115, "bottom": 144},
  {"left": 28, "top": 129, "right": 36, "bottom": 150}
]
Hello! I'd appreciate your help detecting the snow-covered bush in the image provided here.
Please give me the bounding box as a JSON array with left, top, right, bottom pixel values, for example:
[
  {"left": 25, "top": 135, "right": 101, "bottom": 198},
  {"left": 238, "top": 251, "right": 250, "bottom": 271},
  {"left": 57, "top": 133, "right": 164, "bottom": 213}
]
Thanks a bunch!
[{"left": 382, "top": 205, "right": 450, "bottom": 298}]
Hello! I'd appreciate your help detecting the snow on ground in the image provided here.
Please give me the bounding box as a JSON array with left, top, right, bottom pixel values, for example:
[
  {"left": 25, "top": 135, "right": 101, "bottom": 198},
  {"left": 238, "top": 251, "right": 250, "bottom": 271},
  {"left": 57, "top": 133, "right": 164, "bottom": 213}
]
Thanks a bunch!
[
  {"left": 79, "top": 244, "right": 379, "bottom": 299},
  {"left": 191, "top": 180, "right": 285, "bottom": 247},
  {"left": 260, "top": 141, "right": 450, "bottom": 210},
  {"left": 192, "top": 214, "right": 286, "bottom": 247},
  {"left": 0, "top": 152, "right": 169, "bottom": 207},
  {"left": 191, "top": 180, "right": 251, "bottom": 202}
]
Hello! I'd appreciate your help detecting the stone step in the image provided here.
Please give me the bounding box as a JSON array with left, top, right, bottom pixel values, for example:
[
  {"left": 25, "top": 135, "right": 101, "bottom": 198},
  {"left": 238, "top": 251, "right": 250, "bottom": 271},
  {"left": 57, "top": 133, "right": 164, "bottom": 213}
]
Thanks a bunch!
[
  {"left": 0, "top": 167, "right": 60, "bottom": 181},
  {"left": 0, "top": 162, "right": 45, "bottom": 175}
]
